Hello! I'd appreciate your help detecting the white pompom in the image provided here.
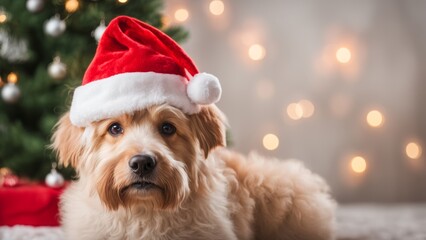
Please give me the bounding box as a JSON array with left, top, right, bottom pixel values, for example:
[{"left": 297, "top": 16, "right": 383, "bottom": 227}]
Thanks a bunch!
[{"left": 187, "top": 73, "right": 222, "bottom": 105}]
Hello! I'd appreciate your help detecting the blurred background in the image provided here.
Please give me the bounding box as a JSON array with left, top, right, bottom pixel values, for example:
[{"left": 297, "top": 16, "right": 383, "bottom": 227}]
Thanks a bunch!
[
  {"left": 163, "top": 0, "right": 426, "bottom": 203},
  {"left": 0, "top": 0, "right": 425, "bottom": 205}
]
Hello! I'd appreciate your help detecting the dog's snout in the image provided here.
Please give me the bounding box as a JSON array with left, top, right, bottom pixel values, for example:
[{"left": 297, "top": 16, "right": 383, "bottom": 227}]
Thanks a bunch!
[{"left": 129, "top": 154, "right": 157, "bottom": 176}]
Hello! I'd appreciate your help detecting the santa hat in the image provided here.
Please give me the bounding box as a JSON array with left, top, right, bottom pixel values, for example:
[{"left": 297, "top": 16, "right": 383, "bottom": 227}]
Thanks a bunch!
[{"left": 69, "top": 16, "right": 221, "bottom": 127}]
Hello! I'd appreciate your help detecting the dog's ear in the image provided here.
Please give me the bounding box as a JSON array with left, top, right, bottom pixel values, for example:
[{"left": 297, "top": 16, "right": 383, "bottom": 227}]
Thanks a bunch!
[
  {"left": 189, "top": 105, "right": 226, "bottom": 158},
  {"left": 51, "top": 112, "right": 84, "bottom": 169}
]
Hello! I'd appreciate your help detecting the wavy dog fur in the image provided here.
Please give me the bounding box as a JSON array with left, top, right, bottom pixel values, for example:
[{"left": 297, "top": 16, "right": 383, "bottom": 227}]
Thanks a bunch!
[{"left": 52, "top": 104, "right": 336, "bottom": 240}]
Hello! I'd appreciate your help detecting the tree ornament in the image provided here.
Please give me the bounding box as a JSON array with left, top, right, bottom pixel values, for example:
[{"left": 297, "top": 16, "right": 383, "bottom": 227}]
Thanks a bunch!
[
  {"left": 2, "top": 174, "right": 19, "bottom": 187},
  {"left": 44, "top": 15, "right": 66, "bottom": 37},
  {"left": 0, "top": 168, "right": 19, "bottom": 187},
  {"left": 92, "top": 20, "right": 106, "bottom": 42},
  {"left": 65, "top": 0, "right": 79, "bottom": 13},
  {"left": 45, "top": 163, "right": 64, "bottom": 188},
  {"left": 0, "top": 8, "right": 9, "bottom": 24},
  {"left": 0, "top": 30, "right": 30, "bottom": 63},
  {"left": 48, "top": 56, "right": 67, "bottom": 80},
  {"left": 1, "top": 83, "right": 20, "bottom": 103},
  {"left": 26, "top": 0, "right": 45, "bottom": 13}
]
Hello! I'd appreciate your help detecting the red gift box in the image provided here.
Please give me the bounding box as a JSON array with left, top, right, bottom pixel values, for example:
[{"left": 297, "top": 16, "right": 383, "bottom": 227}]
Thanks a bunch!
[{"left": 0, "top": 183, "right": 65, "bottom": 227}]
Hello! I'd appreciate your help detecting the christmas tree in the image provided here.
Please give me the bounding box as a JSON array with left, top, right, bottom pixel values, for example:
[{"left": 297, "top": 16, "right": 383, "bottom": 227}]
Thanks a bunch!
[{"left": 0, "top": 0, "right": 187, "bottom": 180}]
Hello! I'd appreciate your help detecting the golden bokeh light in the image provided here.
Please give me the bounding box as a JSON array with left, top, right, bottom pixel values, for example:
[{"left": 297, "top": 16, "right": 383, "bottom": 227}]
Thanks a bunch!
[
  {"left": 161, "top": 16, "right": 171, "bottom": 28},
  {"left": 0, "top": 77, "right": 4, "bottom": 87},
  {"left": 299, "top": 99, "right": 315, "bottom": 118},
  {"left": 351, "top": 156, "right": 367, "bottom": 173},
  {"left": 286, "top": 103, "right": 304, "bottom": 120},
  {"left": 406, "top": 142, "right": 422, "bottom": 159},
  {"left": 117, "top": 0, "right": 128, "bottom": 4},
  {"left": 366, "top": 110, "right": 384, "bottom": 127},
  {"left": 263, "top": 134, "right": 279, "bottom": 151},
  {"left": 65, "top": 0, "right": 79, "bottom": 12},
  {"left": 336, "top": 47, "right": 351, "bottom": 63},
  {"left": 0, "top": 13, "right": 7, "bottom": 23},
  {"left": 174, "top": 8, "right": 189, "bottom": 22},
  {"left": 7, "top": 72, "right": 18, "bottom": 84},
  {"left": 248, "top": 44, "right": 266, "bottom": 61},
  {"left": 209, "top": 0, "right": 225, "bottom": 16}
]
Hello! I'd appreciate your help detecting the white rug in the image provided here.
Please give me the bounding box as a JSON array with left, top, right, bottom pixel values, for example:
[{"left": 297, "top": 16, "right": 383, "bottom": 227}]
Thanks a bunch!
[
  {"left": 0, "top": 226, "right": 63, "bottom": 240},
  {"left": 336, "top": 204, "right": 426, "bottom": 240},
  {"left": 1, "top": 204, "right": 426, "bottom": 240}
]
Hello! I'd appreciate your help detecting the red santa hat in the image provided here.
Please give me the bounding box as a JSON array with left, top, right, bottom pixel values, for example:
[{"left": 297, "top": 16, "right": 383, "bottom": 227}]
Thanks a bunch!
[{"left": 69, "top": 16, "right": 221, "bottom": 127}]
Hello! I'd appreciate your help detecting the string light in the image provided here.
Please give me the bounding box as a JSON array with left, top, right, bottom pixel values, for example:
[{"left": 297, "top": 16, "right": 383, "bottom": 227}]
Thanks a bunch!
[
  {"left": 161, "top": 16, "right": 171, "bottom": 28},
  {"left": 286, "top": 103, "right": 303, "bottom": 120},
  {"left": 263, "top": 133, "right": 279, "bottom": 150},
  {"left": 366, "top": 110, "right": 384, "bottom": 128},
  {"left": 299, "top": 99, "right": 315, "bottom": 118},
  {"left": 117, "top": 0, "right": 128, "bottom": 4},
  {"left": 248, "top": 44, "right": 266, "bottom": 61},
  {"left": 351, "top": 156, "right": 367, "bottom": 173},
  {"left": 406, "top": 142, "right": 422, "bottom": 159},
  {"left": 209, "top": 0, "right": 225, "bottom": 16},
  {"left": 336, "top": 47, "right": 351, "bottom": 63},
  {"left": 174, "top": 8, "right": 189, "bottom": 22},
  {"left": 7, "top": 72, "right": 18, "bottom": 84},
  {"left": 0, "top": 10, "right": 7, "bottom": 23},
  {"left": 65, "top": 0, "right": 79, "bottom": 13}
]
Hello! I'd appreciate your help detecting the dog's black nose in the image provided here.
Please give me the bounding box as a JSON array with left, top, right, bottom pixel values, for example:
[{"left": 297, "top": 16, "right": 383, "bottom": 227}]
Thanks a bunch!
[{"left": 129, "top": 154, "right": 157, "bottom": 176}]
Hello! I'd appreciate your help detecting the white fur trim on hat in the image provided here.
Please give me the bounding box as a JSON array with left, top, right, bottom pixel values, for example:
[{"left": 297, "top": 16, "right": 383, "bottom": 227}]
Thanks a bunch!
[
  {"left": 187, "top": 72, "right": 222, "bottom": 105},
  {"left": 69, "top": 72, "right": 200, "bottom": 127}
]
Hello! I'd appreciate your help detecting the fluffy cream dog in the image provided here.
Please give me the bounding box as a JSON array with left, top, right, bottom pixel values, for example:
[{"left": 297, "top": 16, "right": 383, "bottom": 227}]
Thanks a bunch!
[
  {"left": 52, "top": 104, "right": 336, "bottom": 240},
  {"left": 51, "top": 15, "right": 335, "bottom": 240}
]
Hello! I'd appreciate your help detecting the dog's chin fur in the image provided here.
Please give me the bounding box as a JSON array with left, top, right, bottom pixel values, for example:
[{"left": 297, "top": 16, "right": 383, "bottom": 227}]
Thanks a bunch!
[{"left": 52, "top": 104, "right": 336, "bottom": 240}]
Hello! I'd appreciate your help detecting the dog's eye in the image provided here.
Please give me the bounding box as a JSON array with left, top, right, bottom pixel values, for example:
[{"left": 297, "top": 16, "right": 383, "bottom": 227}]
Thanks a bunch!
[
  {"left": 159, "top": 122, "right": 176, "bottom": 136},
  {"left": 108, "top": 122, "right": 124, "bottom": 136}
]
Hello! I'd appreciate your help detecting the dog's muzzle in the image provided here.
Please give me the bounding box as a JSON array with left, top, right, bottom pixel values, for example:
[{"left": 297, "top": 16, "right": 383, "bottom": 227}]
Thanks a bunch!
[{"left": 129, "top": 154, "right": 157, "bottom": 176}]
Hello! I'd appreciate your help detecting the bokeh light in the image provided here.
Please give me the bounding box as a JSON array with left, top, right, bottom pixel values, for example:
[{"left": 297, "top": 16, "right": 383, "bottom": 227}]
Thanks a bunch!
[
  {"left": 65, "top": 0, "right": 79, "bottom": 12},
  {"left": 7, "top": 72, "right": 18, "bottom": 84},
  {"left": 174, "top": 8, "right": 189, "bottom": 22},
  {"left": 299, "top": 99, "right": 315, "bottom": 118},
  {"left": 209, "top": 0, "right": 225, "bottom": 16},
  {"left": 0, "top": 77, "right": 4, "bottom": 87},
  {"left": 366, "top": 110, "right": 384, "bottom": 127},
  {"left": 263, "top": 134, "right": 279, "bottom": 151},
  {"left": 406, "top": 142, "right": 422, "bottom": 159},
  {"left": 351, "top": 156, "right": 367, "bottom": 173},
  {"left": 286, "top": 103, "right": 303, "bottom": 120},
  {"left": 336, "top": 47, "right": 351, "bottom": 63},
  {"left": 161, "top": 16, "right": 171, "bottom": 28},
  {"left": 248, "top": 44, "right": 266, "bottom": 61},
  {"left": 117, "top": 0, "right": 128, "bottom": 4},
  {"left": 0, "top": 12, "right": 7, "bottom": 23}
]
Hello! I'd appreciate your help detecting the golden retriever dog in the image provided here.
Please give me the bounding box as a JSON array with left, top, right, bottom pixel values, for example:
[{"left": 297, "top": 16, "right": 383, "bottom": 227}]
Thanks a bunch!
[{"left": 51, "top": 104, "right": 336, "bottom": 240}]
